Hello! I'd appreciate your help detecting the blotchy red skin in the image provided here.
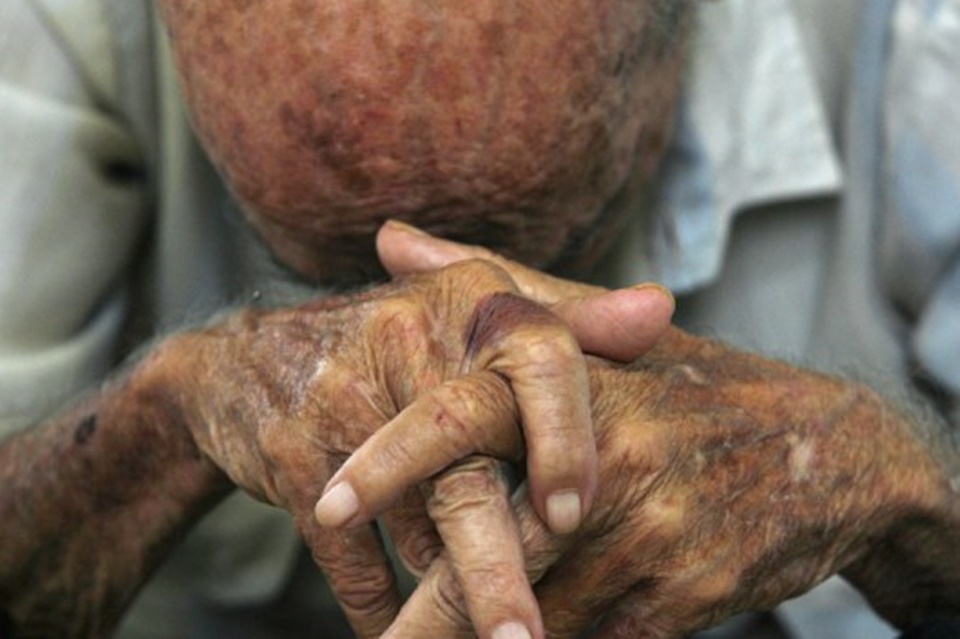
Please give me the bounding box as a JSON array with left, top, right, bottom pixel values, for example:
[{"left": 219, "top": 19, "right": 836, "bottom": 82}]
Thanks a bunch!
[{"left": 157, "top": 0, "right": 687, "bottom": 282}]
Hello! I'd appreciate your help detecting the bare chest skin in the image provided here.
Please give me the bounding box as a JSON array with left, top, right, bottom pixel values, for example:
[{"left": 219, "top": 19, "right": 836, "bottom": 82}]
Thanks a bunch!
[{"left": 157, "top": 0, "right": 688, "bottom": 283}]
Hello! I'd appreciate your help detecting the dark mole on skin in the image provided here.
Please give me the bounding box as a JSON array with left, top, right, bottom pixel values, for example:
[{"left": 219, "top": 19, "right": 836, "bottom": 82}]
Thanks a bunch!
[
  {"left": 463, "top": 292, "right": 556, "bottom": 360},
  {"left": 74, "top": 415, "right": 98, "bottom": 447}
]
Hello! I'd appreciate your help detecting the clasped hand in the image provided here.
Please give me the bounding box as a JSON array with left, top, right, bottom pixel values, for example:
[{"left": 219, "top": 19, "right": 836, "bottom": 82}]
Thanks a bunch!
[{"left": 157, "top": 252, "right": 672, "bottom": 639}]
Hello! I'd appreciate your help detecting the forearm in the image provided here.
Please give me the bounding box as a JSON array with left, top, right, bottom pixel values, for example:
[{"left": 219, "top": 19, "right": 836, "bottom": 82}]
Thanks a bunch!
[{"left": 0, "top": 350, "right": 232, "bottom": 638}]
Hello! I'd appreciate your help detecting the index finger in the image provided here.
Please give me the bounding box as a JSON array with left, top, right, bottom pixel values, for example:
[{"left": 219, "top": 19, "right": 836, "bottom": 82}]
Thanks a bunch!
[
  {"left": 381, "top": 491, "right": 567, "bottom": 639},
  {"left": 315, "top": 370, "right": 523, "bottom": 527},
  {"left": 377, "top": 219, "right": 600, "bottom": 304}
]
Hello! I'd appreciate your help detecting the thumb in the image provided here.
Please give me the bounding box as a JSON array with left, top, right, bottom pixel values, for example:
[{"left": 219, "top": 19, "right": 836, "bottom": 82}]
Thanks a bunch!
[
  {"left": 553, "top": 284, "right": 674, "bottom": 362},
  {"left": 377, "top": 219, "right": 484, "bottom": 275},
  {"left": 377, "top": 220, "right": 596, "bottom": 303},
  {"left": 377, "top": 220, "right": 675, "bottom": 362}
]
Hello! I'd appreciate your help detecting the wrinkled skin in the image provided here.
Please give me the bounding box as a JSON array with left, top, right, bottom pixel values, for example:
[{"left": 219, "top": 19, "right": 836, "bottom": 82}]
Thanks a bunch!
[
  {"left": 374, "top": 330, "right": 960, "bottom": 639},
  {"left": 150, "top": 1, "right": 690, "bottom": 629},
  {"left": 138, "top": 0, "right": 960, "bottom": 636},
  {"left": 0, "top": 255, "right": 673, "bottom": 638},
  {"left": 152, "top": 259, "right": 633, "bottom": 639},
  {"left": 360, "top": 227, "right": 960, "bottom": 638},
  {"left": 156, "top": 0, "right": 687, "bottom": 282}
]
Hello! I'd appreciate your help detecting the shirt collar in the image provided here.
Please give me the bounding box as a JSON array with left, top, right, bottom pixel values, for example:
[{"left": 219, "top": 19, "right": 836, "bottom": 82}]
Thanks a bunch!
[{"left": 648, "top": 0, "right": 844, "bottom": 292}]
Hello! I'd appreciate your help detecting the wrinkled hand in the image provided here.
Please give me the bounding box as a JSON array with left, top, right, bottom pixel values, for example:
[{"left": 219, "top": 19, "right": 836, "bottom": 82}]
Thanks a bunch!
[
  {"left": 362, "top": 222, "right": 953, "bottom": 637},
  {"left": 352, "top": 329, "right": 946, "bottom": 638},
  {"left": 154, "top": 258, "right": 672, "bottom": 639}
]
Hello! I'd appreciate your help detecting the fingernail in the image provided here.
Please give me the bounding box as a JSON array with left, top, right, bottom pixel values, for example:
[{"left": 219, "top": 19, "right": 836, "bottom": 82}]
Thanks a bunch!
[
  {"left": 386, "top": 219, "right": 429, "bottom": 236},
  {"left": 632, "top": 282, "right": 674, "bottom": 300},
  {"left": 492, "top": 621, "right": 532, "bottom": 639},
  {"left": 631, "top": 283, "right": 676, "bottom": 311},
  {"left": 314, "top": 482, "right": 360, "bottom": 527},
  {"left": 546, "top": 490, "right": 582, "bottom": 534}
]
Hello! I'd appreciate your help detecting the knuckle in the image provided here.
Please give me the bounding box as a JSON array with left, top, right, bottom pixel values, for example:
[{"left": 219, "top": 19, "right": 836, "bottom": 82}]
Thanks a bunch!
[
  {"left": 385, "top": 500, "right": 444, "bottom": 576},
  {"left": 427, "top": 458, "right": 506, "bottom": 515},
  {"left": 254, "top": 415, "right": 290, "bottom": 460},
  {"left": 253, "top": 422, "right": 312, "bottom": 504},
  {"left": 470, "top": 369, "right": 514, "bottom": 398},
  {"left": 465, "top": 292, "right": 561, "bottom": 361},
  {"left": 429, "top": 375, "right": 516, "bottom": 444},
  {"left": 396, "top": 529, "right": 443, "bottom": 576},
  {"left": 429, "top": 565, "right": 472, "bottom": 628},
  {"left": 458, "top": 369, "right": 517, "bottom": 406},
  {"left": 641, "top": 495, "right": 687, "bottom": 541},
  {"left": 447, "top": 257, "right": 515, "bottom": 289},
  {"left": 329, "top": 565, "right": 398, "bottom": 617},
  {"left": 459, "top": 563, "right": 527, "bottom": 601},
  {"left": 510, "top": 331, "right": 582, "bottom": 371},
  {"left": 371, "top": 436, "right": 419, "bottom": 480},
  {"left": 687, "top": 568, "right": 739, "bottom": 611},
  {"left": 373, "top": 298, "right": 430, "bottom": 346}
]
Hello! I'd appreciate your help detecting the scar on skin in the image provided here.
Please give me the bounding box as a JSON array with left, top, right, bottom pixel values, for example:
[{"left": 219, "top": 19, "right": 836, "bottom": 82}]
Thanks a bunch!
[
  {"left": 463, "top": 292, "right": 554, "bottom": 360},
  {"left": 74, "top": 414, "right": 98, "bottom": 446}
]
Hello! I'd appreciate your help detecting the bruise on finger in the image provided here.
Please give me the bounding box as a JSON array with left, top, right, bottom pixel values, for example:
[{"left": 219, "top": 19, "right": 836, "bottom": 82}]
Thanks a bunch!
[{"left": 463, "top": 292, "right": 560, "bottom": 363}]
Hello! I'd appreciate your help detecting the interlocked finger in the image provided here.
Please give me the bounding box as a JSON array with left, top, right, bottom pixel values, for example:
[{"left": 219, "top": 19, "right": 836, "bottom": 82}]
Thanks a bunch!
[
  {"left": 381, "top": 489, "right": 570, "bottom": 639},
  {"left": 315, "top": 370, "right": 522, "bottom": 528},
  {"left": 424, "top": 456, "right": 543, "bottom": 639}
]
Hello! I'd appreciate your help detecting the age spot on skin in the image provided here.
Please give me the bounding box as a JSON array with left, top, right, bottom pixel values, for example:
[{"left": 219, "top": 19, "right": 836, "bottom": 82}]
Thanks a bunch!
[{"left": 74, "top": 415, "right": 98, "bottom": 446}]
